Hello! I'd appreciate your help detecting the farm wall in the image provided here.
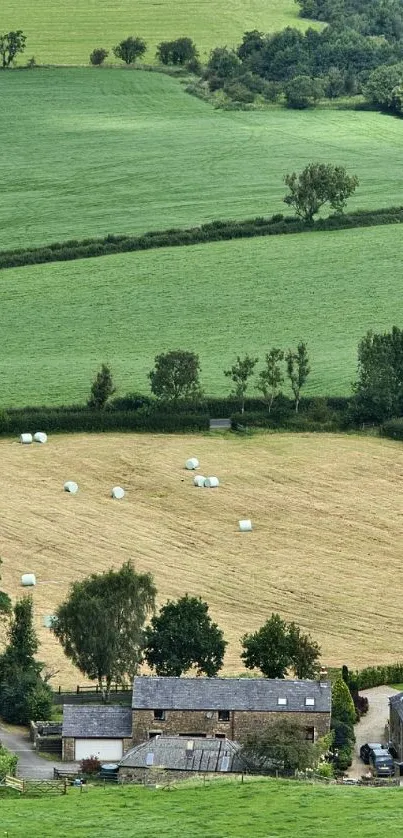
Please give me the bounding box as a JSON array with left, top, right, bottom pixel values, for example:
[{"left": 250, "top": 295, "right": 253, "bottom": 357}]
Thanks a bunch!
[{"left": 131, "top": 710, "right": 330, "bottom": 744}]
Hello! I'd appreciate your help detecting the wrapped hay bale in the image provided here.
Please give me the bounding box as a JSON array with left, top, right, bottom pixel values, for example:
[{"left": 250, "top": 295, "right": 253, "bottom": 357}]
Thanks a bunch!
[
  {"left": 20, "top": 433, "right": 33, "bottom": 444},
  {"left": 34, "top": 432, "right": 48, "bottom": 444},
  {"left": 193, "top": 475, "right": 206, "bottom": 487},
  {"left": 239, "top": 519, "right": 252, "bottom": 532},
  {"left": 204, "top": 477, "right": 219, "bottom": 488},
  {"left": 21, "top": 574, "right": 36, "bottom": 586},
  {"left": 185, "top": 458, "right": 199, "bottom": 470},
  {"left": 64, "top": 481, "right": 78, "bottom": 494},
  {"left": 111, "top": 486, "right": 125, "bottom": 499}
]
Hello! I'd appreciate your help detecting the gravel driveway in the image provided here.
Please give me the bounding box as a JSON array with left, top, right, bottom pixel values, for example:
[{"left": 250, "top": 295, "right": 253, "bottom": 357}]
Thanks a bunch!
[
  {"left": 347, "top": 685, "right": 400, "bottom": 778},
  {"left": 0, "top": 721, "right": 78, "bottom": 779}
]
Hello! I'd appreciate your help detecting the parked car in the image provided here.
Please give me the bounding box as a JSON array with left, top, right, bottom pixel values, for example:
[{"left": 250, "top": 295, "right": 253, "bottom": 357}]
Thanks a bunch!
[
  {"left": 359, "top": 743, "right": 383, "bottom": 764},
  {"left": 369, "top": 748, "right": 395, "bottom": 777}
]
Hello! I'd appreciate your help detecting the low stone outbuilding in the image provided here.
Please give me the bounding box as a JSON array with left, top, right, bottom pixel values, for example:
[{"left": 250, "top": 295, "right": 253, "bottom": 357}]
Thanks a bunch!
[
  {"left": 389, "top": 692, "right": 403, "bottom": 760},
  {"left": 62, "top": 705, "right": 132, "bottom": 762},
  {"left": 119, "top": 735, "right": 244, "bottom": 782},
  {"left": 131, "top": 675, "right": 331, "bottom": 744}
]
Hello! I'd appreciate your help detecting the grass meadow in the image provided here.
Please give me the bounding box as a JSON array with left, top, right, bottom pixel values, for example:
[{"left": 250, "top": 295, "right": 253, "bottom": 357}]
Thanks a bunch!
[
  {"left": 1, "top": 0, "right": 314, "bottom": 65},
  {"left": 1, "top": 777, "right": 403, "bottom": 837},
  {"left": 2, "top": 431, "right": 403, "bottom": 685},
  {"left": 1, "top": 69, "right": 403, "bottom": 251},
  {"left": 0, "top": 223, "right": 402, "bottom": 405}
]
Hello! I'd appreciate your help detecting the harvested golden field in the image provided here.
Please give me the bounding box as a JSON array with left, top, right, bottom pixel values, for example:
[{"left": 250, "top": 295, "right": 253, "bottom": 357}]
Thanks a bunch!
[{"left": 1, "top": 431, "right": 402, "bottom": 688}]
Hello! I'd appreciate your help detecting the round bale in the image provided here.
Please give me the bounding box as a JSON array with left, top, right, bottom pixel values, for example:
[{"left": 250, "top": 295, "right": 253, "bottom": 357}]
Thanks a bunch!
[
  {"left": 193, "top": 475, "right": 206, "bottom": 487},
  {"left": 21, "top": 573, "right": 36, "bottom": 587},
  {"left": 34, "top": 432, "right": 48, "bottom": 444},
  {"left": 185, "top": 457, "right": 199, "bottom": 470},
  {"left": 239, "top": 519, "right": 253, "bottom": 532},
  {"left": 20, "top": 433, "right": 33, "bottom": 444},
  {"left": 204, "top": 477, "right": 219, "bottom": 488},
  {"left": 64, "top": 481, "right": 78, "bottom": 494},
  {"left": 111, "top": 486, "right": 125, "bottom": 500}
]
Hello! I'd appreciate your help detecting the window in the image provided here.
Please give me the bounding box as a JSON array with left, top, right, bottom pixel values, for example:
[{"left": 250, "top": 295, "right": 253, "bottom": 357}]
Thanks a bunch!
[
  {"left": 305, "top": 698, "right": 315, "bottom": 707},
  {"left": 153, "top": 709, "right": 166, "bottom": 721},
  {"left": 148, "top": 731, "right": 161, "bottom": 739},
  {"left": 215, "top": 733, "right": 226, "bottom": 739},
  {"left": 305, "top": 727, "right": 315, "bottom": 742},
  {"left": 277, "top": 697, "right": 287, "bottom": 706},
  {"left": 218, "top": 710, "right": 230, "bottom": 721},
  {"left": 146, "top": 752, "right": 154, "bottom": 766}
]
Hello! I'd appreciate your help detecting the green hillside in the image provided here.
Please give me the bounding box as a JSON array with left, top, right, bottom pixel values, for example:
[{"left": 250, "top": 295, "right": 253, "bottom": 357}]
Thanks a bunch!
[
  {"left": 1, "top": 69, "right": 403, "bottom": 252},
  {"left": 1, "top": 223, "right": 401, "bottom": 406},
  {"left": 1, "top": 0, "right": 314, "bottom": 65},
  {"left": 1, "top": 779, "right": 403, "bottom": 837}
]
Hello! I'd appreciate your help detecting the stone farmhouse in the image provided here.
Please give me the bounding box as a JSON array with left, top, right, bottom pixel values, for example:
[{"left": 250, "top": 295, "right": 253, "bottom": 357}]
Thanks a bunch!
[
  {"left": 62, "top": 675, "right": 331, "bottom": 762},
  {"left": 131, "top": 675, "right": 331, "bottom": 744}
]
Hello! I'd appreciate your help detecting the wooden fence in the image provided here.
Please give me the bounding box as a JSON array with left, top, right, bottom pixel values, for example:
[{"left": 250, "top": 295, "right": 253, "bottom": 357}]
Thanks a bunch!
[{"left": 5, "top": 775, "right": 67, "bottom": 796}]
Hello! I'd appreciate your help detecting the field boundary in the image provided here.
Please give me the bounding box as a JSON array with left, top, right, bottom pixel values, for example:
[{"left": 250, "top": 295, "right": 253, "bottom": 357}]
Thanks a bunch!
[{"left": 1, "top": 206, "right": 402, "bottom": 271}]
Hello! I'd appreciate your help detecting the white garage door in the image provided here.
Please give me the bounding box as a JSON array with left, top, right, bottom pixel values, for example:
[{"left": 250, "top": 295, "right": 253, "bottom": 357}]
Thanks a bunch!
[{"left": 74, "top": 739, "right": 123, "bottom": 761}]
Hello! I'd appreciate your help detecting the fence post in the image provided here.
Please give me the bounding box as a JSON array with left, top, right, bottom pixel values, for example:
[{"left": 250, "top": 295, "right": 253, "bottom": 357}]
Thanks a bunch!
[
  {"left": 76, "top": 685, "right": 80, "bottom": 694},
  {"left": 58, "top": 685, "right": 61, "bottom": 695}
]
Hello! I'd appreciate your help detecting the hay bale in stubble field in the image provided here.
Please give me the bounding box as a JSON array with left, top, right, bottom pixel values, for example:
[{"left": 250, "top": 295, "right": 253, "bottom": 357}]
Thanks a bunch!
[
  {"left": 20, "top": 433, "right": 33, "bottom": 444},
  {"left": 204, "top": 477, "right": 219, "bottom": 488},
  {"left": 111, "top": 486, "right": 125, "bottom": 499},
  {"left": 34, "top": 432, "right": 48, "bottom": 443},
  {"left": 185, "top": 458, "right": 199, "bottom": 470},
  {"left": 64, "top": 481, "right": 78, "bottom": 494}
]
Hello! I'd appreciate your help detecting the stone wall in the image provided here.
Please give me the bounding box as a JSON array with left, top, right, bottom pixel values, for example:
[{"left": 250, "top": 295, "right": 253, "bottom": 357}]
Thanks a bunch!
[
  {"left": 132, "top": 709, "right": 330, "bottom": 744},
  {"left": 390, "top": 706, "right": 403, "bottom": 761},
  {"left": 63, "top": 737, "right": 75, "bottom": 762}
]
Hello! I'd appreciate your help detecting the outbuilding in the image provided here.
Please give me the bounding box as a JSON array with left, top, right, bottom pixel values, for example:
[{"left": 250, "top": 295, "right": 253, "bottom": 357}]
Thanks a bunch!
[
  {"left": 62, "top": 705, "right": 132, "bottom": 762},
  {"left": 119, "top": 735, "right": 244, "bottom": 782}
]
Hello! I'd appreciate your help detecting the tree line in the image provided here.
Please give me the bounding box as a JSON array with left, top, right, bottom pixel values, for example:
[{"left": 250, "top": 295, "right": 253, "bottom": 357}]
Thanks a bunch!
[{"left": 88, "top": 343, "right": 311, "bottom": 416}]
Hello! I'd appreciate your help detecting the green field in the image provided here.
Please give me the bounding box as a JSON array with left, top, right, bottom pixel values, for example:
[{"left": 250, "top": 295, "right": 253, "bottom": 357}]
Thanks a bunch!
[
  {"left": 1, "top": 780, "right": 403, "bottom": 837},
  {"left": 1, "top": 69, "right": 403, "bottom": 251},
  {"left": 1, "top": 0, "right": 313, "bottom": 65},
  {"left": 1, "top": 223, "right": 401, "bottom": 405}
]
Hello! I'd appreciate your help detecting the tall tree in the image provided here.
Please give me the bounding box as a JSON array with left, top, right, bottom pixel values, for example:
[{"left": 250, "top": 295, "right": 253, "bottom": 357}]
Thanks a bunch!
[
  {"left": 287, "top": 622, "right": 321, "bottom": 679},
  {"left": 149, "top": 349, "right": 202, "bottom": 403},
  {"left": 284, "top": 163, "right": 359, "bottom": 222},
  {"left": 144, "top": 595, "right": 227, "bottom": 676},
  {"left": 331, "top": 677, "right": 356, "bottom": 728},
  {"left": 0, "top": 596, "right": 53, "bottom": 723},
  {"left": 286, "top": 342, "right": 310, "bottom": 413},
  {"left": 0, "top": 31, "right": 26, "bottom": 68},
  {"left": 354, "top": 327, "right": 403, "bottom": 421},
  {"left": 88, "top": 363, "right": 115, "bottom": 409},
  {"left": 257, "top": 348, "right": 284, "bottom": 413},
  {"left": 241, "top": 614, "right": 290, "bottom": 679},
  {"left": 52, "top": 562, "right": 156, "bottom": 701},
  {"left": 241, "top": 614, "right": 321, "bottom": 679},
  {"left": 224, "top": 354, "right": 258, "bottom": 414},
  {"left": 113, "top": 36, "right": 147, "bottom": 64}
]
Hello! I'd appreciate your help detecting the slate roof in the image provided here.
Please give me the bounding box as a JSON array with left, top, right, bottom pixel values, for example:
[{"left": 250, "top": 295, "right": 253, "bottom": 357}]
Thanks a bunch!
[
  {"left": 132, "top": 676, "right": 331, "bottom": 713},
  {"left": 389, "top": 692, "right": 403, "bottom": 721},
  {"left": 119, "top": 735, "right": 244, "bottom": 773},
  {"left": 62, "top": 705, "right": 132, "bottom": 738}
]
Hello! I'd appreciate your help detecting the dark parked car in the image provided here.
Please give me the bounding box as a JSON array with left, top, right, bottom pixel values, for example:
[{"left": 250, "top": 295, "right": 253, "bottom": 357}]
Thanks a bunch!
[
  {"left": 359, "top": 743, "right": 383, "bottom": 764},
  {"left": 370, "top": 748, "right": 395, "bottom": 777}
]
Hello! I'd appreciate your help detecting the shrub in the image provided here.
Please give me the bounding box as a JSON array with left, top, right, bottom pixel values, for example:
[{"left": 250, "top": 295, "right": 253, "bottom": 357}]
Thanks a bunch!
[
  {"left": 80, "top": 756, "right": 101, "bottom": 775},
  {"left": 0, "top": 745, "right": 18, "bottom": 779},
  {"left": 90, "top": 48, "right": 108, "bottom": 65},
  {"left": 224, "top": 81, "right": 255, "bottom": 103},
  {"left": 335, "top": 744, "right": 352, "bottom": 772}
]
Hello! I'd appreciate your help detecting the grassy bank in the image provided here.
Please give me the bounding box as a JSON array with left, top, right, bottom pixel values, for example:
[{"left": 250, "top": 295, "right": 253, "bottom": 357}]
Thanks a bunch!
[
  {"left": 1, "top": 779, "right": 403, "bottom": 836},
  {"left": 1, "top": 69, "right": 403, "bottom": 250},
  {"left": 0, "top": 224, "right": 401, "bottom": 405}
]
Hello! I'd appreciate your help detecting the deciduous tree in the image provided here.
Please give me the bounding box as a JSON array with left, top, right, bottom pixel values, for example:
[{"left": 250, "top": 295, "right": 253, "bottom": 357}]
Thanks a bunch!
[
  {"left": 113, "top": 37, "right": 147, "bottom": 65},
  {"left": 241, "top": 717, "right": 329, "bottom": 773},
  {"left": 224, "top": 354, "right": 258, "bottom": 414},
  {"left": 241, "top": 614, "right": 321, "bottom": 679},
  {"left": 88, "top": 363, "right": 115, "bottom": 409},
  {"left": 149, "top": 349, "right": 202, "bottom": 403},
  {"left": 284, "top": 74, "right": 322, "bottom": 108},
  {"left": 156, "top": 38, "right": 198, "bottom": 66},
  {"left": 354, "top": 327, "right": 403, "bottom": 421},
  {"left": 257, "top": 348, "right": 284, "bottom": 412},
  {"left": 0, "top": 31, "right": 26, "bottom": 68},
  {"left": 286, "top": 342, "right": 310, "bottom": 413},
  {"left": 52, "top": 562, "right": 156, "bottom": 701},
  {"left": 144, "top": 595, "right": 227, "bottom": 676},
  {"left": 90, "top": 48, "right": 109, "bottom": 66},
  {"left": 284, "top": 163, "right": 359, "bottom": 222}
]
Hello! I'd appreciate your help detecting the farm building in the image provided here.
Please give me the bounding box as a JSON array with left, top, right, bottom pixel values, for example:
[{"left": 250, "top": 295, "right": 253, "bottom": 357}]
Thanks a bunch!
[
  {"left": 131, "top": 675, "right": 331, "bottom": 744},
  {"left": 118, "top": 735, "right": 244, "bottom": 781},
  {"left": 62, "top": 705, "right": 132, "bottom": 762}
]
